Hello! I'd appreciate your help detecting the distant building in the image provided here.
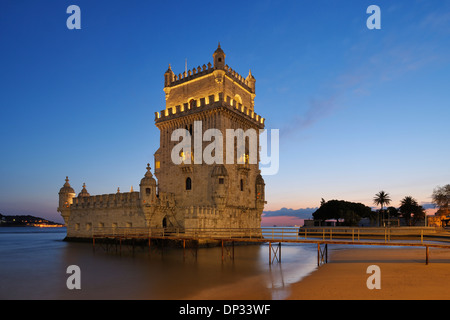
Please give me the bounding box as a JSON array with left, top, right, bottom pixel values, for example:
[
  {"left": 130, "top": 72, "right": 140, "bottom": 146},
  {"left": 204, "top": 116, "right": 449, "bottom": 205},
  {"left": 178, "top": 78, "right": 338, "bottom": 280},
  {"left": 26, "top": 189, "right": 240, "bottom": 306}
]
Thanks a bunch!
[{"left": 58, "top": 45, "right": 266, "bottom": 240}]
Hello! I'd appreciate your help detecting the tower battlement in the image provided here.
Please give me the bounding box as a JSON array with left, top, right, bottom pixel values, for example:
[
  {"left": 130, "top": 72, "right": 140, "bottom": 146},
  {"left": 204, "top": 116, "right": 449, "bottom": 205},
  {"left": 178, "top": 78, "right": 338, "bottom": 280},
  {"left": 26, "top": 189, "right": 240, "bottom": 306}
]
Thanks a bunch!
[
  {"left": 165, "top": 62, "right": 254, "bottom": 93},
  {"left": 154, "top": 92, "right": 265, "bottom": 128}
]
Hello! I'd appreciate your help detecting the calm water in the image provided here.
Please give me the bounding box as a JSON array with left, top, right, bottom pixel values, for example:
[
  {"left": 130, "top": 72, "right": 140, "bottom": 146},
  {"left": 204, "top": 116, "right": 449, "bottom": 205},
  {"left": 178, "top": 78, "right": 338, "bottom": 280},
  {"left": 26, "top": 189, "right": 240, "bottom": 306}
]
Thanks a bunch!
[{"left": 0, "top": 227, "right": 318, "bottom": 300}]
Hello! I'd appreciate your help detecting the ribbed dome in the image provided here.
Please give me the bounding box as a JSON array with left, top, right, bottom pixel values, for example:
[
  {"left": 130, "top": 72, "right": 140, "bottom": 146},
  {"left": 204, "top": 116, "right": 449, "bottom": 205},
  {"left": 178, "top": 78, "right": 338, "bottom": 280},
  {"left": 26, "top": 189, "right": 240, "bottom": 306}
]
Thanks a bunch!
[
  {"left": 78, "top": 183, "right": 90, "bottom": 197},
  {"left": 59, "top": 176, "right": 75, "bottom": 194},
  {"left": 211, "top": 164, "right": 228, "bottom": 177},
  {"left": 214, "top": 43, "right": 224, "bottom": 55},
  {"left": 140, "top": 163, "right": 156, "bottom": 185}
]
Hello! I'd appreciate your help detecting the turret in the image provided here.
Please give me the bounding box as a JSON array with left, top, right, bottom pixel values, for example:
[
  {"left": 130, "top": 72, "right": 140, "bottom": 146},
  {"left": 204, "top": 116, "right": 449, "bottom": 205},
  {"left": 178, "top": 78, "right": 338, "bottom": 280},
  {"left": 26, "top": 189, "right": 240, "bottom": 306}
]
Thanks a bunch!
[
  {"left": 57, "top": 176, "right": 76, "bottom": 224},
  {"left": 246, "top": 69, "right": 256, "bottom": 93},
  {"left": 78, "top": 183, "right": 90, "bottom": 197},
  {"left": 213, "top": 43, "right": 225, "bottom": 69},
  {"left": 140, "top": 163, "right": 157, "bottom": 205},
  {"left": 164, "top": 64, "right": 175, "bottom": 87},
  {"left": 255, "top": 173, "right": 265, "bottom": 209}
]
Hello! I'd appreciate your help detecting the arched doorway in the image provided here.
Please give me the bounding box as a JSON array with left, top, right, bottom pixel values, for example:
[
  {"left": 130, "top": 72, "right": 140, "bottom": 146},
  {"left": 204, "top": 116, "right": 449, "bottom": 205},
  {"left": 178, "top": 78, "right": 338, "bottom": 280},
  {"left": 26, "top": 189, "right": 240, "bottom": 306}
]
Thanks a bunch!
[{"left": 162, "top": 217, "right": 167, "bottom": 228}]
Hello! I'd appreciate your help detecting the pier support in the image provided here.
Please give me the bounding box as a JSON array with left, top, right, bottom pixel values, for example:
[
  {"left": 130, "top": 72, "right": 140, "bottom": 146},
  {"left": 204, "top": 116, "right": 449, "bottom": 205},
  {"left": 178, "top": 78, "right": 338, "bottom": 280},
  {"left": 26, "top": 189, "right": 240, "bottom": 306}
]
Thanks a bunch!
[
  {"left": 269, "top": 242, "right": 281, "bottom": 264},
  {"left": 221, "top": 240, "right": 235, "bottom": 262},
  {"left": 317, "top": 243, "right": 328, "bottom": 266}
]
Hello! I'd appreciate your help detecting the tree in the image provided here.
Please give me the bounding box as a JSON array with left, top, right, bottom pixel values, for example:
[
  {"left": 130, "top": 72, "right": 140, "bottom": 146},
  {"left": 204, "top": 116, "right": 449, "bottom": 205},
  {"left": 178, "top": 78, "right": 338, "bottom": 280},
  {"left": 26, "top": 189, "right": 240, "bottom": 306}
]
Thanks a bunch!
[
  {"left": 399, "top": 196, "right": 425, "bottom": 226},
  {"left": 312, "top": 200, "right": 373, "bottom": 226},
  {"left": 373, "top": 191, "right": 391, "bottom": 226},
  {"left": 431, "top": 184, "right": 450, "bottom": 216}
]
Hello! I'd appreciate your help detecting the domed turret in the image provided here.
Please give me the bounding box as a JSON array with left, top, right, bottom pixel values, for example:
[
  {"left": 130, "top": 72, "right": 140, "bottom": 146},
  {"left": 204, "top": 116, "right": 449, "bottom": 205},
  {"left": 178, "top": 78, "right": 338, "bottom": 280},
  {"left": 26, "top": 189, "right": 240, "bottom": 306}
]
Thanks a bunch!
[
  {"left": 78, "top": 183, "right": 90, "bottom": 197},
  {"left": 213, "top": 43, "right": 225, "bottom": 69},
  {"left": 246, "top": 69, "right": 256, "bottom": 93},
  {"left": 164, "top": 64, "right": 175, "bottom": 87},
  {"left": 140, "top": 163, "right": 157, "bottom": 205},
  {"left": 255, "top": 173, "right": 265, "bottom": 208},
  {"left": 58, "top": 176, "right": 76, "bottom": 224}
]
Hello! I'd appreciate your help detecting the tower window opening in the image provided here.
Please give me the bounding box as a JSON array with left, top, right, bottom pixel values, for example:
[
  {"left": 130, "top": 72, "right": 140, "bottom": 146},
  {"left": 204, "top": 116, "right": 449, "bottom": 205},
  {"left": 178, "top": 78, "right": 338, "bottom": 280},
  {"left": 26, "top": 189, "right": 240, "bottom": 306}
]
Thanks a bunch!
[
  {"left": 186, "top": 177, "right": 192, "bottom": 190},
  {"left": 146, "top": 188, "right": 151, "bottom": 195},
  {"left": 219, "top": 178, "right": 224, "bottom": 184},
  {"left": 240, "top": 179, "right": 244, "bottom": 191}
]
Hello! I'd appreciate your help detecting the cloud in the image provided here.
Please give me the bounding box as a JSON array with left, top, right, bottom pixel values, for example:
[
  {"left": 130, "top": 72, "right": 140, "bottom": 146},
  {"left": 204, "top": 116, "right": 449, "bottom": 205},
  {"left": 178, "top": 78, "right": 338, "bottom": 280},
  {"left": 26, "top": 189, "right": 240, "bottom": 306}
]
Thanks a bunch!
[{"left": 280, "top": 95, "right": 339, "bottom": 138}]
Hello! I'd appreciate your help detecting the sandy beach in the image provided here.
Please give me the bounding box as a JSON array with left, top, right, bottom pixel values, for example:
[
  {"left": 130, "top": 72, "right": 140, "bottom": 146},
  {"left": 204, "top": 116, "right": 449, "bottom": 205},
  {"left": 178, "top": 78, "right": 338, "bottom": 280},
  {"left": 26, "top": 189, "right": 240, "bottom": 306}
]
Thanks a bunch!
[{"left": 287, "top": 246, "right": 450, "bottom": 300}]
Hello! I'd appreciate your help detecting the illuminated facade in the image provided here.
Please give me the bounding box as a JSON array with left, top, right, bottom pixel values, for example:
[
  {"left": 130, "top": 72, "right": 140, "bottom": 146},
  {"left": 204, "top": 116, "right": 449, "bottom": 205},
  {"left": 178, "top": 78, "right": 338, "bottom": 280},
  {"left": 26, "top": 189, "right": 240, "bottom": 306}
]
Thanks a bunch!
[{"left": 58, "top": 45, "right": 266, "bottom": 239}]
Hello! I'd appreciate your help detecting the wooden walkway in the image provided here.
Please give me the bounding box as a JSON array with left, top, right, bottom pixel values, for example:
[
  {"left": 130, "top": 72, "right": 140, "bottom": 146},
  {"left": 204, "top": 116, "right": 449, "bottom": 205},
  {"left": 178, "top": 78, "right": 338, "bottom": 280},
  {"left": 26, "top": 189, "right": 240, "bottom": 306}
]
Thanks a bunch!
[{"left": 91, "top": 226, "right": 450, "bottom": 265}]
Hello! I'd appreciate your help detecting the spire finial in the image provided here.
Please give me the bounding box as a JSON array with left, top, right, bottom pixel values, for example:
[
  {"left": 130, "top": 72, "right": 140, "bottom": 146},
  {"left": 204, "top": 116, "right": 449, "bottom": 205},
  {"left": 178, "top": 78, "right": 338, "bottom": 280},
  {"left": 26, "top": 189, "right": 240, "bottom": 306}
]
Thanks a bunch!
[
  {"left": 218, "top": 41, "right": 221, "bottom": 48},
  {"left": 82, "top": 183, "right": 86, "bottom": 188}
]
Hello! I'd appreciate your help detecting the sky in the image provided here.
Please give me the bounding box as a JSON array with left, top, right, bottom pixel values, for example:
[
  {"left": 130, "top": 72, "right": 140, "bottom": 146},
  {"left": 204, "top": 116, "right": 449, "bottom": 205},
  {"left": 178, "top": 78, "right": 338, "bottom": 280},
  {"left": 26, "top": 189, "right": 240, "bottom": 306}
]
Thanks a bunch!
[{"left": 0, "top": 0, "right": 449, "bottom": 224}]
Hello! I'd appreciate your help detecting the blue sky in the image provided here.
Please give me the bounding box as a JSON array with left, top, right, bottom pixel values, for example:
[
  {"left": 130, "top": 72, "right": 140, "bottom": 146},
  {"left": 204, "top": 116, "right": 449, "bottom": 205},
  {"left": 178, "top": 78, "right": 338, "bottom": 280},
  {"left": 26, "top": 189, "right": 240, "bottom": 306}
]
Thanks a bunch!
[{"left": 0, "top": 0, "right": 449, "bottom": 223}]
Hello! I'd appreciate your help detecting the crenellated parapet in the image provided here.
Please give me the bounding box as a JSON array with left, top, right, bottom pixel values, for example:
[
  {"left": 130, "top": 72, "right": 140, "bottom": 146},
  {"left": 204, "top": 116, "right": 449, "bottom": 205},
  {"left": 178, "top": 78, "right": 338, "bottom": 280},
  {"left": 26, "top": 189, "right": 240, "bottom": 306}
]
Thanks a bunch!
[
  {"left": 70, "top": 191, "right": 141, "bottom": 210},
  {"left": 165, "top": 62, "right": 254, "bottom": 93},
  {"left": 154, "top": 92, "right": 265, "bottom": 128}
]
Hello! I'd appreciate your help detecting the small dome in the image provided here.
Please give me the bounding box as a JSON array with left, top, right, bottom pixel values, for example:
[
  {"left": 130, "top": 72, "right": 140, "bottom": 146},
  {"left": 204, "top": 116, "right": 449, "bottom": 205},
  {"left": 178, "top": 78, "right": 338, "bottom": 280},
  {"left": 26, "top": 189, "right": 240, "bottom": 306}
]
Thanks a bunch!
[
  {"left": 165, "top": 64, "right": 174, "bottom": 74},
  {"left": 211, "top": 164, "right": 228, "bottom": 177},
  {"left": 78, "top": 183, "right": 90, "bottom": 197},
  {"left": 140, "top": 163, "right": 156, "bottom": 186},
  {"left": 246, "top": 69, "right": 255, "bottom": 81},
  {"left": 214, "top": 42, "right": 225, "bottom": 55},
  {"left": 59, "top": 176, "right": 75, "bottom": 194}
]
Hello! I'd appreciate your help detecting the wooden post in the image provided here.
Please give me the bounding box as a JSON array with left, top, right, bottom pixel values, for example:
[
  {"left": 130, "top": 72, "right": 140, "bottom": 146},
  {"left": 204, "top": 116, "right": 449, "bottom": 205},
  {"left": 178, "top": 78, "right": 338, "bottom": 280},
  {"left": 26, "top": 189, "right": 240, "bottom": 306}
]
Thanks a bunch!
[
  {"left": 221, "top": 240, "right": 224, "bottom": 262},
  {"left": 183, "top": 239, "right": 186, "bottom": 261},
  {"left": 269, "top": 242, "right": 272, "bottom": 265},
  {"left": 317, "top": 243, "right": 320, "bottom": 266},
  {"left": 278, "top": 242, "right": 281, "bottom": 263},
  {"left": 232, "top": 241, "right": 235, "bottom": 261},
  {"left": 426, "top": 246, "right": 429, "bottom": 265}
]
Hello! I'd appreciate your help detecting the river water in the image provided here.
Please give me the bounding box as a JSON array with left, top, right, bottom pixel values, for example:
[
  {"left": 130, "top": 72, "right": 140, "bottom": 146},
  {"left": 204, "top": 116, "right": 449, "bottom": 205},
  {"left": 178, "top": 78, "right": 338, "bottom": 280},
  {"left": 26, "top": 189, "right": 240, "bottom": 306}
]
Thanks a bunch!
[{"left": 0, "top": 227, "right": 319, "bottom": 300}]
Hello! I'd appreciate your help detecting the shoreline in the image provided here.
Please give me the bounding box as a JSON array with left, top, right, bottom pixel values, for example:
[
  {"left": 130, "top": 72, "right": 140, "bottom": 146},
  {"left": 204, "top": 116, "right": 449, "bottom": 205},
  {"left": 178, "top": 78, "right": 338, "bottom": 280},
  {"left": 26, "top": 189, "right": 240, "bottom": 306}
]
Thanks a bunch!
[{"left": 287, "top": 245, "right": 450, "bottom": 300}]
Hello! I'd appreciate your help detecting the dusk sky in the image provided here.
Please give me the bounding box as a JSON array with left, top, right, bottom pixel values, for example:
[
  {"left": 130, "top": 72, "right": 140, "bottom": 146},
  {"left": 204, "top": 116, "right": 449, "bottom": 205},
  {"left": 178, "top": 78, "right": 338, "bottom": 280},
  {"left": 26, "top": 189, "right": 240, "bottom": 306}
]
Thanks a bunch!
[{"left": 1, "top": 0, "right": 449, "bottom": 224}]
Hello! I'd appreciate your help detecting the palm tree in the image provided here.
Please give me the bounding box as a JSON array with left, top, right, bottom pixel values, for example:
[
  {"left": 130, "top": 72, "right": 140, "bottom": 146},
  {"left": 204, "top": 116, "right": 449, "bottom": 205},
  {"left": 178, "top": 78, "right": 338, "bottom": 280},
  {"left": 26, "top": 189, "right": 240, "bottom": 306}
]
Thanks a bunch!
[
  {"left": 373, "top": 191, "right": 391, "bottom": 226},
  {"left": 399, "top": 196, "right": 425, "bottom": 226}
]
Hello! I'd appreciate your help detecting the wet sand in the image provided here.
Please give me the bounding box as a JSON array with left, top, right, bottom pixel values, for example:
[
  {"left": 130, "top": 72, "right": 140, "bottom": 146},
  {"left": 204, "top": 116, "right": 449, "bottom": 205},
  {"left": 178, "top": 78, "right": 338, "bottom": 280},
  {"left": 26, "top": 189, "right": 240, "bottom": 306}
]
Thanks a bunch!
[{"left": 287, "top": 246, "right": 450, "bottom": 300}]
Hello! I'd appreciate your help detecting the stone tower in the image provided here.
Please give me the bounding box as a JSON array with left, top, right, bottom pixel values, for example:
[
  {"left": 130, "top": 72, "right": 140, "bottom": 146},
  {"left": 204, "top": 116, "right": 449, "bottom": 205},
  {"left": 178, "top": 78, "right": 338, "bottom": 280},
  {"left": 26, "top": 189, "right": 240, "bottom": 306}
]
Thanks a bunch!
[
  {"left": 57, "top": 45, "right": 266, "bottom": 240},
  {"left": 154, "top": 44, "right": 266, "bottom": 231}
]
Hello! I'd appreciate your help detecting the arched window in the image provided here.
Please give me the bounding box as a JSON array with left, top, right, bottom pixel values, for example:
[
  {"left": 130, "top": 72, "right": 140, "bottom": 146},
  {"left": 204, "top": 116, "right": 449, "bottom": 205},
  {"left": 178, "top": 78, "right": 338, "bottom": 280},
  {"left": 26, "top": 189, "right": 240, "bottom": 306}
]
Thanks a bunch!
[
  {"left": 240, "top": 179, "right": 244, "bottom": 191},
  {"left": 186, "top": 177, "right": 192, "bottom": 190},
  {"left": 146, "top": 188, "right": 151, "bottom": 195}
]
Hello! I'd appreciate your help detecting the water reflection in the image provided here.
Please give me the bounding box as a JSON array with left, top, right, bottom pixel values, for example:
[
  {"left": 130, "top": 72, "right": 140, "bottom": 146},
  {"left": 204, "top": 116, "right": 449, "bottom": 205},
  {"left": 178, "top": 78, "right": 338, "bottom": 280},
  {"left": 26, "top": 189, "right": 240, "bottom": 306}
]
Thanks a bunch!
[{"left": 0, "top": 228, "right": 318, "bottom": 300}]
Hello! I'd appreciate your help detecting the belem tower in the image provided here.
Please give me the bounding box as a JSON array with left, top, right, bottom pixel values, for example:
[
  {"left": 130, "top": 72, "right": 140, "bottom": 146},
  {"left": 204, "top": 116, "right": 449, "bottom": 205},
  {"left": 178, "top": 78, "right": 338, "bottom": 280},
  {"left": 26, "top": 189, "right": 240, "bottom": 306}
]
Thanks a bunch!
[{"left": 58, "top": 45, "right": 266, "bottom": 240}]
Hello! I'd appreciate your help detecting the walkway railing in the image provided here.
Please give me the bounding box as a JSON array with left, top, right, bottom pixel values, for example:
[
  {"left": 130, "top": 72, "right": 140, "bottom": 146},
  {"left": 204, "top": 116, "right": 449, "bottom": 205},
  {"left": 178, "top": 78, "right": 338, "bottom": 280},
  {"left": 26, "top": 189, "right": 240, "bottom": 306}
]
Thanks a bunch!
[
  {"left": 91, "top": 226, "right": 450, "bottom": 265},
  {"left": 92, "top": 226, "right": 446, "bottom": 244}
]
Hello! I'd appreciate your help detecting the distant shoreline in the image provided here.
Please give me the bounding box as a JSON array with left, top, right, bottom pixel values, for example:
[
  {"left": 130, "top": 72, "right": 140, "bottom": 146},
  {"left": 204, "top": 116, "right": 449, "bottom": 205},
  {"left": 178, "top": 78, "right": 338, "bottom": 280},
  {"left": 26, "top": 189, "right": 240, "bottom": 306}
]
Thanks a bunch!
[{"left": 0, "top": 213, "right": 63, "bottom": 227}]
